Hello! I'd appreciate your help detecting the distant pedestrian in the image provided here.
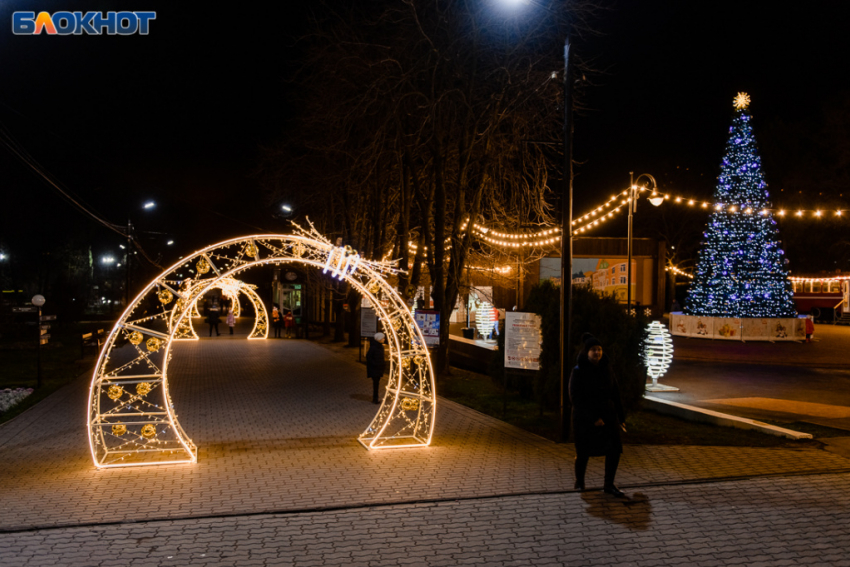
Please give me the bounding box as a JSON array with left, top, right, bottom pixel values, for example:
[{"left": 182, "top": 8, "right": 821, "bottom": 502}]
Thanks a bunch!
[
  {"left": 671, "top": 299, "right": 681, "bottom": 312},
  {"left": 805, "top": 316, "right": 815, "bottom": 343},
  {"left": 206, "top": 302, "right": 221, "bottom": 337},
  {"left": 283, "top": 310, "right": 295, "bottom": 338},
  {"left": 366, "top": 332, "right": 386, "bottom": 404},
  {"left": 226, "top": 307, "right": 236, "bottom": 335},
  {"left": 569, "top": 333, "right": 627, "bottom": 498},
  {"left": 272, "top": 304, "right": 282, "bottom": 338}
]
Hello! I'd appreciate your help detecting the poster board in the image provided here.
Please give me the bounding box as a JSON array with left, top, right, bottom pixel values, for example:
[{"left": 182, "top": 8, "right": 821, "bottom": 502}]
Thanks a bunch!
[
  {"left": 414, "top": 310, "right": 440, "bottom": 346},
  {"left": 505, "top": 312, "right": 542, "bottom": 370},
  {"left": 361, "top": 307, "right": 378, "bottom": 337}
]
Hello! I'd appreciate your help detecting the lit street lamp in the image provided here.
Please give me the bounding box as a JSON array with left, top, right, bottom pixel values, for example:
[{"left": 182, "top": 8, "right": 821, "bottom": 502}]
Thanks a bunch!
[
  {"left": 500, "top": 0, "right": 573, "bottom": 442},
  {"left": 627, "top": 172, "right": 663, "bottom": 314}
]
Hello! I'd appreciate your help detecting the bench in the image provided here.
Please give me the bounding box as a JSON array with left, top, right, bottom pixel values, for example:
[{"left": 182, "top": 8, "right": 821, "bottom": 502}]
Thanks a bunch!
[{"left": 81, "top": 329, "right": 106, "bottom": 358}]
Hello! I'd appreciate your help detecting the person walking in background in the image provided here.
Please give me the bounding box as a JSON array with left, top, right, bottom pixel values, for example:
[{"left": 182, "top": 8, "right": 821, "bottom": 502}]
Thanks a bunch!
[
  {"left": 206, "top": 301, "right": 221, "bottom": 337},
  {"left": 272, "top": 304, "right": 282, "bottom": 338},
  {"left": 569, "top": 333, "right": 628, "bottom": 498},
  {"left": 226, "top": 307, "right": 236, "bottom": 335},
  {"left": 366, "top": 332, "right": 386, "bottom": 404},
  {"left": 283, "top": 309, "right": 295, "bottom": 338}
]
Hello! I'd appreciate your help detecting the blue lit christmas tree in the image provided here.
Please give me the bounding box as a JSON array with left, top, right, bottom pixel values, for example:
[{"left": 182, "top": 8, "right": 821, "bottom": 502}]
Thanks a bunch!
[{"left": 684, "top": 93, "right": 796, "bottom": 318}]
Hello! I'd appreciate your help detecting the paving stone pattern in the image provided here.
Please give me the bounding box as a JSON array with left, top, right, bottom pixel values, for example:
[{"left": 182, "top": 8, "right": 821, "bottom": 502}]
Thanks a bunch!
[
  {"left": 2, "top": 473, "right": 850, "bottom": 566},
  {"left": 2, "top": 338, "right": 850, "bottom": 565}
]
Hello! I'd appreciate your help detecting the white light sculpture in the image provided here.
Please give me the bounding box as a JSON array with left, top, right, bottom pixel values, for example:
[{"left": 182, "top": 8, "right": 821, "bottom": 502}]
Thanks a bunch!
[
  {"left": 644, "top": 321, "right": 678, "bottom": 392},
  {"left": 475, "top": 301, "right": 495, "bottom": 340},
  {"left": 87, "top": 225, "right": 436, "bottom": 468}
]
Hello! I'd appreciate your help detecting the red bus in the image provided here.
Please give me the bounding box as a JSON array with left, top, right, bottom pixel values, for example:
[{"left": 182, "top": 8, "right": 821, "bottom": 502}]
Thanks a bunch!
[{"left": 791, "top": 277, "right": 849, "bottom": 321}]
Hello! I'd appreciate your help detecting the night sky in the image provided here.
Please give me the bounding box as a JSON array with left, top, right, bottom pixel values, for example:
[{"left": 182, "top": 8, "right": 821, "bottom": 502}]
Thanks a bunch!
[{"left": 2, "top": 0, "right": 849, "bottom": 281}]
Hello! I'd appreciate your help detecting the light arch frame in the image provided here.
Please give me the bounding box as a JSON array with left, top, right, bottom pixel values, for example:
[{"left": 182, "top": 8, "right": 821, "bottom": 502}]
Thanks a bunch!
[
  {"left": 87, "top": 229, "right": 436, "bottom": 468},
  {"left": 171, "top": 277, "right": 268, "bottom": 340}
]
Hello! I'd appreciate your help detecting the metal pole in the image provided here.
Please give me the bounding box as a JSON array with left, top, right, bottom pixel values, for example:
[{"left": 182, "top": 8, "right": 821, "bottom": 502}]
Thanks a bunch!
[
  {"left": 36, "top": 306, "right": 42, "bottom": 389},
  {"left": 125, "top": 218, "right": 131, "bottom": 307},
  {"left": 626, "top": 171, "right": 636, "bottom": 314},
  {"left": 559, "top": 36, "right": 573, "bottom": 443}
]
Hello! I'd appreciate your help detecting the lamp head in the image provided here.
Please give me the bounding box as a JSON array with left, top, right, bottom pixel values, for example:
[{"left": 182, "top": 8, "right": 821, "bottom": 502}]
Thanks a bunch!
[
  {"left": 32, "top": 294, "right": 45, "bottom": 307},
  {"left": 648, "top": 195, "right": 664, "bottom": 207}
]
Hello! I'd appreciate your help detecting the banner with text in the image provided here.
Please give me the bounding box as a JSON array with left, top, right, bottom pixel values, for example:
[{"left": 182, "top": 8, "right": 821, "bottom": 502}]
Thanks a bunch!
[{"left": 505, "top": 312, "right": 542, "bottom": 370}]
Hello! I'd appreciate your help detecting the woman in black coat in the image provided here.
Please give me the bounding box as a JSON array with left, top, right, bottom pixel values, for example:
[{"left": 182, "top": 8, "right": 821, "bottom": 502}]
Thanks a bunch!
[
  {"left": 569, "top": 333, "right": 627, "bottom": 498},
  {"left": 366, "top": 332, "right": 386, "bottom": 404}
]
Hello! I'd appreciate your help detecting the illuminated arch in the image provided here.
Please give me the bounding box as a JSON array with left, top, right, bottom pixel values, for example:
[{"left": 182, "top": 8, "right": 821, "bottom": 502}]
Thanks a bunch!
[
  {"left": 170, "top": 278, "right": 267, "bottom": 340},
  {"left": 87, "top": 227, "right": 436, "bottom": 468}
]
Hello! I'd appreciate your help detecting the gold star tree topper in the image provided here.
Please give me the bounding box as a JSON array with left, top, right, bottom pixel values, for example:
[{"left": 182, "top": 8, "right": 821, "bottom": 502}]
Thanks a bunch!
[{"left": 734, "top": 92, "right": 751, "bottom": 110}]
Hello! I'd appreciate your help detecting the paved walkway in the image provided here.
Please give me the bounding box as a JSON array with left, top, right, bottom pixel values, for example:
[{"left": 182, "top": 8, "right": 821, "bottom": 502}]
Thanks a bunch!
[
  {"left": 2, "top": 336, "right": 850, "bottom": 565},
  {"left": 654, "top": 323, "right": 850, "bottom": 430}
]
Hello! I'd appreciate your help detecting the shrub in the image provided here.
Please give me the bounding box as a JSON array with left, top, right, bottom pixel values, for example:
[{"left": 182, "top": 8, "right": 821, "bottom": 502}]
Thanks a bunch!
[{"left": 520, "top": 280, "right": 648, "bottom": 413}]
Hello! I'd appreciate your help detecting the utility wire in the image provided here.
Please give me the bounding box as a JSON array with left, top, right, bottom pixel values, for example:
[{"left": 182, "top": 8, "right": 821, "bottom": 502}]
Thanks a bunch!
[{"left": 0, "top": 123, "right": 126, "bottom": 236}]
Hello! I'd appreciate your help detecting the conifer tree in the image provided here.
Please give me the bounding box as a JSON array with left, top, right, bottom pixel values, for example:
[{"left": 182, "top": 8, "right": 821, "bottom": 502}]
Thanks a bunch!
[{"left": 684, "top": 93, "right": 796, "bottom": 318}]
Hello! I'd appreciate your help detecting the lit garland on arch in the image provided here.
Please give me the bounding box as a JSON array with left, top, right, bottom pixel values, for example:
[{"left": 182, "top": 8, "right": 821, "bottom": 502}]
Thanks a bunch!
[
  {"left": 87, "top": 225, "right": 437, "bottom": 468},
  {"left": 171, "top": 277, "right": 267, "bottom": 340},
  {"left": 684, "top": 94, "right": 796, "bottom": 318}
]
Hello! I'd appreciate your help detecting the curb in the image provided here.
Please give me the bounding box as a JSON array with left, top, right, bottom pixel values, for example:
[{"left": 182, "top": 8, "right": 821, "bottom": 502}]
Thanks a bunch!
[
  {"left": 644, "top": 395, "right": 813, "bottom": 440},
  {"left": 674, "top": 356, "right": 849, "bottom": 369}
]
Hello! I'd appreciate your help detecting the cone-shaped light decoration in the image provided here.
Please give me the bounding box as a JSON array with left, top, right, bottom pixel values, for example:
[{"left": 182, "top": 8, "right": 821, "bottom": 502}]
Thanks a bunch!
[
  {"left": 645, "top": 321, "right": 678, "bottom": 392},
  {"left": 476, "top": 302, "right": 495, "bottom": 340}
]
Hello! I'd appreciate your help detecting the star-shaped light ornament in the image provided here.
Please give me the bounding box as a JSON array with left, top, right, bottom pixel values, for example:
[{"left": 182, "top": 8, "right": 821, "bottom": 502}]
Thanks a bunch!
[{"left": 733, "top": 92, "right": 751, "bottom": 110}]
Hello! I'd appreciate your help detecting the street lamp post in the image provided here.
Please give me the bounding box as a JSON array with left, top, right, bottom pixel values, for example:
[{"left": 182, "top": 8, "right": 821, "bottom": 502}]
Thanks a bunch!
[
  {"left": 125, "top": 218, "right": 132, "bottom": 307},
  {"left": 493, "top": 0, "right": 573, "bottom": 441},
  {"left": 627, "top": 172, "right": 663, "bottom": 314},
  {"left": 559, "top": 35, "right": 573, "bottom": 443},
  {"left": 32, "top": 294, "right": 45, "bottom": 389}
]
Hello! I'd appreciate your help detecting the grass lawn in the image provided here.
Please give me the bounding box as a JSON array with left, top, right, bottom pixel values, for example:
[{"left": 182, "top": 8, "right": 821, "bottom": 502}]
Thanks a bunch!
[
  {"left": 0, "top": 322, "right": 98, "bottom": 424},
  {"left": 440, "top": 366, "right": 841, "bottom": 448}
]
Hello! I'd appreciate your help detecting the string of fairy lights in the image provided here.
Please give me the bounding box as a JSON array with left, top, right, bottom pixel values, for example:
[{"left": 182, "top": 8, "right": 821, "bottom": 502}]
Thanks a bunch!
[
  {"left": 401, "top": 187, "right": 846, "bottom": 253},
  {"left": 665, "top": 267, "right": 850, "bottom": 284},
  {"left": 665, "top": 265, "right": 694, "bottom": 279}
]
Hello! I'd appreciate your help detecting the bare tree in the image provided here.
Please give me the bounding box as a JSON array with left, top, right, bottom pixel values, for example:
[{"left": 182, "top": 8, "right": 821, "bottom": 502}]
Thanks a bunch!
[{"left": 260, "top": 0, "right": 598, "bottom": 372}]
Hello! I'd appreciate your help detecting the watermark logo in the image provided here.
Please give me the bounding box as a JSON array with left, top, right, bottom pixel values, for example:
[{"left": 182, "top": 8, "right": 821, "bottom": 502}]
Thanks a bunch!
[{"left": 12, "top": 11, "right": 156, "bottom": 35}]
